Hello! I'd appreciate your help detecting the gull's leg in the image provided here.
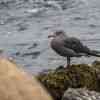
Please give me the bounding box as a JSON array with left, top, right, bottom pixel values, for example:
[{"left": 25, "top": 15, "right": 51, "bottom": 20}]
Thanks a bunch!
[{"left": 67, "top": 57, "right": 70, "bottom": 68}]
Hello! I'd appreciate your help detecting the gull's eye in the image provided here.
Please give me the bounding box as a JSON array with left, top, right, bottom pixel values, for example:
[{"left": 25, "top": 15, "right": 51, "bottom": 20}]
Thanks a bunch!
[{"left": 55, "top": 31, "right": 61, "bottom": 35}]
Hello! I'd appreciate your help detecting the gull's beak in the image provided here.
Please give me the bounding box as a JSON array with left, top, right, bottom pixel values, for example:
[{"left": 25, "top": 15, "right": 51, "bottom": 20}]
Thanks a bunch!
[{"left": 48, "top": 35, "right": 55, "bottom": 38}]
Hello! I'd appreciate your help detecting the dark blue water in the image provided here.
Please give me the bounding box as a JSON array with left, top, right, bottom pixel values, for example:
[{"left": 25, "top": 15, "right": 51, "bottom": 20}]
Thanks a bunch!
[{"left": 0, "top": 0, "right": 100, "bottom": 74}]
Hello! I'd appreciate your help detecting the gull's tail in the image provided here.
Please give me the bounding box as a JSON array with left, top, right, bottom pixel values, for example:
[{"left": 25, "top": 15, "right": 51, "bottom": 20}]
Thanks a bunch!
[
  {"left": 88, "top": 50, "right": 100, "bottom": 57},
  {"left": 82, "top": 46, "right": 100, "bottom": 57}
]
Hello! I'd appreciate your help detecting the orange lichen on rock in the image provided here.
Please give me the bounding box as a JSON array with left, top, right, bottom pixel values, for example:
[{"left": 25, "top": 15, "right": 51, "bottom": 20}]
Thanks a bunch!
[{"left": 0, "top": 58, "right": 52, "bottom": 100}]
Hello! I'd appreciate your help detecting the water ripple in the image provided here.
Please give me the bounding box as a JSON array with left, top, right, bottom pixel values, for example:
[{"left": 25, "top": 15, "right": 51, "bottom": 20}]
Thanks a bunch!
[{"left": 0, "top": 0, "right": 100, "bottom": 74}]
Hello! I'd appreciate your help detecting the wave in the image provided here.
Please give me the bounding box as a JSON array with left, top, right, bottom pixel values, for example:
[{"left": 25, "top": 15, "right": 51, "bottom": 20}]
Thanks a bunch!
[{"left": 0, "top": 0, "right": 88, "bottom": 10}]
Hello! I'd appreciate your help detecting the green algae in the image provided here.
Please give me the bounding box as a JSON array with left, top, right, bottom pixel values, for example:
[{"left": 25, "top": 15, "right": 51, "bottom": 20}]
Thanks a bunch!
[{"left": 37, "top": 61, "right": 100, "bottom": 100}]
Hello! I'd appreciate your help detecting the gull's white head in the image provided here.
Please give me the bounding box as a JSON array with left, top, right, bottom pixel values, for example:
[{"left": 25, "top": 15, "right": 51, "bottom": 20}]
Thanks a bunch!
[{"left": 48, "top": 30, "right": 66, "bottom": 38}]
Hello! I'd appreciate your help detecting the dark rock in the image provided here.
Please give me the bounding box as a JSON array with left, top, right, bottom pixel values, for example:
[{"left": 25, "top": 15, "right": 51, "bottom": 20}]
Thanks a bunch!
[{"left": 37, "top": 61, "right": 100, "bottom": 100}]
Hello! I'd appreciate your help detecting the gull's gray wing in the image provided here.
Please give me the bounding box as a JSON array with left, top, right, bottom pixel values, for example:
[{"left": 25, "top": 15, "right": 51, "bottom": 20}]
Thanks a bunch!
[
  {"left": 63, "top": 37, "right": 89, "bottom": 53},
  {"left": 54, "top": 45, "right": 84, "bottom": 57}
]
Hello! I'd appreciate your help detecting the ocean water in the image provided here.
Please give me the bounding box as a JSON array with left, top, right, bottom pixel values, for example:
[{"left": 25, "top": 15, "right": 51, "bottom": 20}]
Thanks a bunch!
[{"left": 0, "top": 0, "right": 100, "bottom": 74}]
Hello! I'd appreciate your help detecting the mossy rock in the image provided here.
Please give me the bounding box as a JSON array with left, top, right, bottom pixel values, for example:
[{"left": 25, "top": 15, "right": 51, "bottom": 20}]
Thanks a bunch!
[
  {"left": 92, "top": 60, "right": 100, "bottom": 70},
  {"left": 37, "top": 61, "right": 100, "bottom": 100}
]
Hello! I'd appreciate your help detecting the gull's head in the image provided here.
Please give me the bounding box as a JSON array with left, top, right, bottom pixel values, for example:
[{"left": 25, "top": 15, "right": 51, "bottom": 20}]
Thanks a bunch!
[{"left": 48, "top": 30, "right": 65, "bottom": 38}]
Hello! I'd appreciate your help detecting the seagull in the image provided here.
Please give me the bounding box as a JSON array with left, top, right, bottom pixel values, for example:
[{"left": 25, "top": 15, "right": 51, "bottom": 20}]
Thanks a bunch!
[{"left": 48, "top": 30, "right": 100, "bottom": 68}]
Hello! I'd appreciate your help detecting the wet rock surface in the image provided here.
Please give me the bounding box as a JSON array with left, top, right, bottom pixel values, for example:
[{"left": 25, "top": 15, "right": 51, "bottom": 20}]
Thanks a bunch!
[
  {"left": 37, "top": 61, "right": 100, "bottom": 100},
  {"left": 62, "top": 88, "right": 100, "bottom": 100}
]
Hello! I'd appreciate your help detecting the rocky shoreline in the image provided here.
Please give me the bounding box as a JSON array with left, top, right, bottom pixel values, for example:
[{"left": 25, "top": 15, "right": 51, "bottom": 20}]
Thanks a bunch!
[
  {"left": 37, "top": 61, "right": 100, "bottom": 100},
  {"left": 62, "top": 88, "right": 100, "bottom": 100}
]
